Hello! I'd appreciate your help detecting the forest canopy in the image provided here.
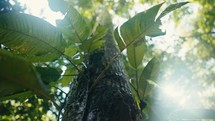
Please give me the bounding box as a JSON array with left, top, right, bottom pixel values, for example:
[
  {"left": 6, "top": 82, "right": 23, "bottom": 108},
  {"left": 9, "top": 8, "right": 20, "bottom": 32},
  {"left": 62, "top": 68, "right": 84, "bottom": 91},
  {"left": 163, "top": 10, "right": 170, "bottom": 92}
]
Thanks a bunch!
[{"left": 0, "top": 0, "right": 215, "bottom": 121}]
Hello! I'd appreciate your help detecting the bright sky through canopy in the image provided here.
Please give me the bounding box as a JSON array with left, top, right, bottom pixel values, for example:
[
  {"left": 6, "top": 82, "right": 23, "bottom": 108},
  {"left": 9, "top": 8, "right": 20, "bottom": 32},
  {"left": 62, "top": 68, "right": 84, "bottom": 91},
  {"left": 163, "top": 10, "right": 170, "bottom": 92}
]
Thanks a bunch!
[{"left": 17, "top": 0, "right": 64, "bottom": 25}]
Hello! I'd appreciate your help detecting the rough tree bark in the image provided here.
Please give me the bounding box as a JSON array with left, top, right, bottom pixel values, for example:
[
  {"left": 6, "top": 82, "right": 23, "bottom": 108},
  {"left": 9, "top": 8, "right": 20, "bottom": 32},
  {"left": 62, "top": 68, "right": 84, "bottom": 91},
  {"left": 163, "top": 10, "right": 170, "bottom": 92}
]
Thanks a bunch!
[{"left": 62, "top": 29, "right": 143, "bottom": 121}]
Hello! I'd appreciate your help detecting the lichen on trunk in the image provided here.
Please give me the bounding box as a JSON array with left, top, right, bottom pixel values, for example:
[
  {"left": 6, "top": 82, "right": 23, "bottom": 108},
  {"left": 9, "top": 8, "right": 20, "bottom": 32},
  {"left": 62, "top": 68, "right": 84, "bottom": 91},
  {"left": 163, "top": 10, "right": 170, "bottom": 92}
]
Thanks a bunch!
[{"left": 62, "top": 28, "right": 143, "bottom": 121}]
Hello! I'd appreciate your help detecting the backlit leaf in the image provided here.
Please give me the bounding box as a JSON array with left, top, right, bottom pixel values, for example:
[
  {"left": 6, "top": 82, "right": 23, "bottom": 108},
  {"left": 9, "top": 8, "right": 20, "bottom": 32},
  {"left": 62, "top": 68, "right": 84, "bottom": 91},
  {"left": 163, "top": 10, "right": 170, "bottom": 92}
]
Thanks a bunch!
[
  {"left": 58, "top": 6, "right": 90, "bottom": 45},
  {"left": 119, "top": 3, "right": 164, "bottom": 48},
  {"left": 157, "top": 2, "right": 189, "bottom": 20},
  {"left": 127, "top": 42, "right": 147, "bottom": 69},
  {"left": 138, "top": 58, "right": 160, "bottom": 99},
  {"left": 0, "top": 13, "right": 65, "bottom": 62},
  {"left": 60, "top": 66, "right": 77, "bottom": 87}
]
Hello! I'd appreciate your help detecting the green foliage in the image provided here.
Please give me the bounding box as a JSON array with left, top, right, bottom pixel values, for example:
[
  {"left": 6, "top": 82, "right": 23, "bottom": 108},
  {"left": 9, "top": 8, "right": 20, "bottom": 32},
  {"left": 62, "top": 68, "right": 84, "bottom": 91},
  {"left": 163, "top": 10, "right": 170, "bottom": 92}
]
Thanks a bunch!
[
  {"left": 57, "top": 6, "right": 90, "bottom": 45},
  {"left": 114, "top": 2, "right": 188, "bottom": 70},
  {"left": 80, "top": 25, "right": 108, "bottom": 52},
  {"left": 127, "top": 42, "right": 147, "bottom": 69},
  {"left": 113, "top": 2, "right": 188, "bottom": 113},
  {"left": 0, "top": 1, "right": 189, "bottom": 120},
  {"left": 36, "top": 66, "right": 62, "bottom": 85},
  {"left": 138, "top": 57, "right": 160, "bottom": 100},
  {"left": 0, "top": 13, "right": 65, "bottom": 62},
  {"left": 60, "top": 65, "right": 77, "bottom": 87},
  {"left": 0, "top": 49, "right": 50, "bottom": 101},
  {"left": 0, "top": 97, "right": 54, "bottom": 121},
  {"left": 157, "top": 2, "right": 189, "bottom": 19},
  {"left": 114, "top": 3, "right": 164, "bottom": 52}
]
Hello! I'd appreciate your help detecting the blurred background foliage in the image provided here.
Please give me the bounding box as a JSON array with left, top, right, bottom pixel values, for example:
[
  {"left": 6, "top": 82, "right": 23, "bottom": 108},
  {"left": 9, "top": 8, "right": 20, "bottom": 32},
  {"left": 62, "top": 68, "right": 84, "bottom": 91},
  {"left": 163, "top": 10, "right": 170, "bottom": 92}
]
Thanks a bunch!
[{"left": 1, "top": 0, "right": 215, "bottom": 120}]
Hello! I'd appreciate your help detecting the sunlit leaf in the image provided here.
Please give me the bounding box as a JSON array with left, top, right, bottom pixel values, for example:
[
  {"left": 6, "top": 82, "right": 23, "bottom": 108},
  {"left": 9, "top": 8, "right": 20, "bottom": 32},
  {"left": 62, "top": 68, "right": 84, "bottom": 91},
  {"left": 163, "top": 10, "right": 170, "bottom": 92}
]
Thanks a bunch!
[
  {"left": 114, "top": 2, "right": 188, "bottom": 51},
  {"left": 58, "top": 6, "right": 90, "bottom": 45},
  {"left": 60, "top": 66, "right": 77, "bottom": 87},
  {"left": 64, "top": 45, "right": 79, "bottom": 57},
  {"left": 0, "top": 13, "right": 65, "bottom": 62},
  {"left": 90, "top": 25, "right": 108, "bottom": 42},
  {"left": 116, "top": 3, "right": 164, "bottom": 51},
  {"left": 157, "top": 2, "right": 189, "bottom": 20},
  {"left": 127, "top": 42, "right": 147, "bottom": 69},
  {"left": 0, "top": 49, "right": 51, "bottom": 100},
  {"left": 138, "top": 58, "right": 160, "bottom": 99}
]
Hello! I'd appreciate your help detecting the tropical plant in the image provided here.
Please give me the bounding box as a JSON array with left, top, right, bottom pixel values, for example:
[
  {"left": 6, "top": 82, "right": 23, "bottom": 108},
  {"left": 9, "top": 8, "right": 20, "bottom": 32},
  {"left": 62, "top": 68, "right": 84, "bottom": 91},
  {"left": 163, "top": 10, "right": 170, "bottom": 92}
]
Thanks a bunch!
[{"left": 0, "top": 1, "right": 188, "bottom": 121}]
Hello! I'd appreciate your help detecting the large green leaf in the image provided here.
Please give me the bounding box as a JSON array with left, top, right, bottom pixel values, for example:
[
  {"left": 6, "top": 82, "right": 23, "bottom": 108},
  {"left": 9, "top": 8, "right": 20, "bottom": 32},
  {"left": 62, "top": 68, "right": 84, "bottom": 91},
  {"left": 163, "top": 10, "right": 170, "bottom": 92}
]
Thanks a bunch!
[
  {"left": 127, "top": 42, "right": 147, "bottom": 69},
  {"left": 138, "top": 58, "right": 160, "bottom": 100},
  {"left": 0, "top": 49, "right": 51, "bottom": 100},
  {"left": 114, "top": 2, "right": 188, "bottom": 51},
  {"left": 0, "top": 13, "right": 65, "bottom": 62},
  {"left": 57, "top": 6, "right": 90, "bottom": 45},
  {"left": 114, "top": 3, "right": 164, "bottom": 51}
]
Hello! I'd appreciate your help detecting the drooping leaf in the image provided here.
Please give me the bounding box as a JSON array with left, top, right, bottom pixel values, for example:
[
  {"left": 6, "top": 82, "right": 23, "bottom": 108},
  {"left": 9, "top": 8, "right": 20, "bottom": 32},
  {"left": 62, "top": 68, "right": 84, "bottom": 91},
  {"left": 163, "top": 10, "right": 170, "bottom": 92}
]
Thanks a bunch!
[
  {"left": 157, "top": 2, "right": 189, "bottom": 20},
  {"left": 0, "top": 49, "right": 51, "bottom": 100},
  {"left": 138, "top": 57, "right": 160, "bottom": 99},
  {"left": 36, "top": 67, "right": 62, "bottom": 85},
  {"left": 57, "top": 6, "right": 90, "bottom": 45},
  {"left": 127, "top": 42, "right": 147, "bottom": 69},
  {"left": 0, "top": 13, "right": 65, "bottom": 62}
]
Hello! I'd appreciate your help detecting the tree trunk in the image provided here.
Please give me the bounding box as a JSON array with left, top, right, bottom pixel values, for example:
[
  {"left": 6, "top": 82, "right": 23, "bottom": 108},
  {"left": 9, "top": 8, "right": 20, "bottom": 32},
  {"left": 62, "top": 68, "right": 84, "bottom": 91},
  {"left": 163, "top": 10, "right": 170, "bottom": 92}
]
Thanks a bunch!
[{"left": 63, "top": 31, "right": 143, "bottom": 121}]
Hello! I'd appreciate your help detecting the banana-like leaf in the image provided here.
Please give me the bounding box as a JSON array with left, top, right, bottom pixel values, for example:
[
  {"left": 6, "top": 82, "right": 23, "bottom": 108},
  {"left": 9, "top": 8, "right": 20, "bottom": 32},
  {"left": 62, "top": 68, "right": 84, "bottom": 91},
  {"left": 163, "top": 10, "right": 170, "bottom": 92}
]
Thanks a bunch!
[
  {"left": 138, "top": 58, "right": 160, "bottom": 100},
  {"left": 114, "top": 3, "right": 164, "bottom": 52},
  {"left": 0, "top": 49, "right": 52, "bottom": 100},
  {"left": 57, "top": 6, "right": 90, "bottom": 45},
  {"left": 114, "top": 2, "right": 188, "bottom": 51},
  {"left": 0, "top": 13, "right": 65, "bottom": 62}
]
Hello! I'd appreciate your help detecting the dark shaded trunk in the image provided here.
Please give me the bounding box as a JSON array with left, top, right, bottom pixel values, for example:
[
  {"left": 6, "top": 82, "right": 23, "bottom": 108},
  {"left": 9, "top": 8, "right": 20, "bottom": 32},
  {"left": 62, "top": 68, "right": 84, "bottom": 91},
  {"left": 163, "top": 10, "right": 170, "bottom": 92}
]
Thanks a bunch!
[{"left": 63, "top": 31, "right": 143, "bottom": 121}]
